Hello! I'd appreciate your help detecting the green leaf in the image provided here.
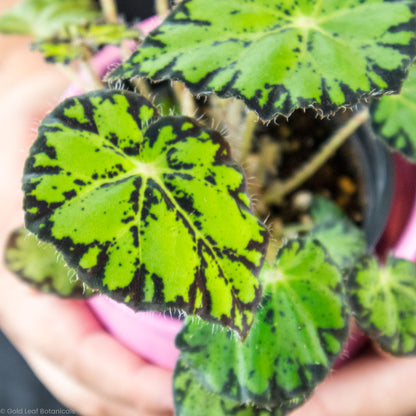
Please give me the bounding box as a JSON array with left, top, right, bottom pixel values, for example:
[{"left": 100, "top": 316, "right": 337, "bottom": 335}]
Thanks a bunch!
[
  {"left": 310, "top": 220, "right": 367, "bottom": 270},
  {"left": 0, "top": 0, "right": 100, "bottom": 39},
  {"left": 22, "top": 89, "right": 268, "bottom": 337},
  {"left": 310, "top": 195, "right": 346, "bottom": 223},
  {"left": 348, "top": 255, "right": 416, "bottom": 356},
  {"left": 174, "top": 359, "right": 285, "bottom": 416},
  {"left": 109, "top": 0, "right": 416, "bottom": 120},
  {"left": 32, "top": 41, "right": 80, "bottom": 65},
  {"left": 370, "top": 63, "right": 416, "bottom": 161},
  {"left": 78, "top": 23, "right": 140, "bottom": 46},
  {"left": 309, "top": 197, "right": 367, "bottom": 270},
  {"left": 176, "top": 239, "right": 348, "bottom": 409},
  {"left": 32, "top": 23, "right": 141, "bottom": 64},
  {"left": 4, "top": 227, "right": 93, "bottom": 298}
]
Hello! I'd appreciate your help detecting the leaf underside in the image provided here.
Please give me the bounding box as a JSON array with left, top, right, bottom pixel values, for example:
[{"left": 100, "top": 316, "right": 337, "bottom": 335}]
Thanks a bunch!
[
  {"left": 348, "top": 255, "right": 416, "bottom": 356},
  {"left": 174, "top": 359, "right": 285, "bottom": 416},
  {"left": 4, "top": 227, "right": 93, "bottom": 298},
  {"left": 32, "top": 23, "right": 141, "bottom": 64},
  {"left": 370, "top": 63, "right": 416, "bottom": 161},
  {"left": 176, "top": 239, "right": 348, "bottom": 410},
  {"left": 0, "top": 0, "right": 100, "bottom": 39},
  {"left": 22, "top": 89, "right": 268, "bottom": 337},
  {"left": 109, "top": 0, "right": 416, "bottom": 120}
]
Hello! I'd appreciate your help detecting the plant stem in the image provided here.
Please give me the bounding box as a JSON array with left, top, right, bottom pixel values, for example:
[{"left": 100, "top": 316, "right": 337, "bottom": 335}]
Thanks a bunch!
[
  {"left": 221, "top": 98, "right": 243, "bottom": 156},
  {"left": 264, "top": 107, "right": 370, "bottom": 204},
  {"left": 132, "top": 78, "right": 152, "bottom": 101},
  {"left": 99, "top": 0, "right": 118, "bottom": 23},
  {"left": 80, "top": 50, "right": 105, "bottom": 90},
  {"left": 57, "top": 64, "right": 89, "bottom": 92},
  {"left": 173, "top": 81, "right": 196, "bottom": 117},
  {"left": 239, "top": 110, "right": 258, "bottom": 163},
  {"left": 156, "top": 0, "right": 170, "bottom": 16},
  {"left": 281, "top": 222, "right": 315, "bottom": 236}
]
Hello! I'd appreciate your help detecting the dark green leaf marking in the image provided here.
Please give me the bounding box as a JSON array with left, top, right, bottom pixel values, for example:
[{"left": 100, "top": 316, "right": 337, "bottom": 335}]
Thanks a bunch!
[
  {"left": 23, "top": 90, "right": 268, "bottom": 337},
  {"left": 174, "top": 359, "right": 286, "bottom": 416},
  {"left": 348, "top": 255, "right": 416, "bottom": 356},
  {"left": 109, "top": 0, "right": 416, "bottom": 120},
  {"left": 309, "top": 197, "right": 367, "bottom": 270},
  {"left": 32, "top": 23, "right": 141, "bottom": 65},
  {"left": 4, "top": 227, "right": 93, "bottom": 298},
  {"left": 0, "top": 0, "right": 99, "bottom": 40},
  {"left": 176, "top": 239, "right": 348, "bottom": 409},
  {"left": 371, "top": 63, "right": 416, "bottom": 161}
]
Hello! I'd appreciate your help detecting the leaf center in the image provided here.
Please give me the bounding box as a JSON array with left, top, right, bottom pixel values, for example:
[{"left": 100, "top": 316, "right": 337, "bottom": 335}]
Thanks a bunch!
[
  {"left": 134, "top": 161, "right": 160, "bottom": 178},
  {"left": 293, "top": 15, "right": 317, "bottom": 30},
  {"left": 261, "top": 267, "right": 285, "bottom": 287}
]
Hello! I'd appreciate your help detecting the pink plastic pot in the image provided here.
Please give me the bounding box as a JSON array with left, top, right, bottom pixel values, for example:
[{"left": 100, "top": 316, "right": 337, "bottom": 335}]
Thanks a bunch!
[
  {"left": 88, "top": 296, "right": 183, "bottom": 368},
  {"left": 393, "top": 188, "right": 416, "bottom": 262}
]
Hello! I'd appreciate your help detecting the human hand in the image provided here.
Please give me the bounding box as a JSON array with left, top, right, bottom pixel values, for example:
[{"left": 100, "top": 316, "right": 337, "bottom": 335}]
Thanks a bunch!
[
  {"left": 0, "top": 271, "right": 174, "bottom": 416},
  {"left": 290, "top": 347, "right": 416, "bottom": 416},
  {"left": 0, "top": 23, "right": 174, "bottom": 415}
]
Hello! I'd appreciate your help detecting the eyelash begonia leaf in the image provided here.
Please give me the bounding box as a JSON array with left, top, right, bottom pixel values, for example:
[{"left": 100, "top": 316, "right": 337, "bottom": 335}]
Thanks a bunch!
[
  {"left": 370, "top": 63, "right": 416, "bottom": 161},
  {"left": 4, "top": 227, "right": 94, "bottom": 298},
  {"left": 348, "top": 255, "right": 416, "bottom": 356},
  {"left": 309, "top": 197, "right": 367, "bottom": 270},
  {"left": 32, "top": 23, "right": 141, "bottom": 65},
  {"left": 22, "top": 89, "right": 268, "bottom": 337},
  {"left": 310, "top": 219, "right": 367, "bottom": 271},
  {"left": 0, "top": 0, "right": 100, "bottom": 40},
  {"left": 176, "top": 239, "right": 348, "bottom": 410},
  {"left": 310, "top": 196, "right": 347, "bottom": 223},
  {"left": 109, "top": 0, "right": 416, "bottom": 120},
  {"left": 174, "top": 359, "right": 287, "bottom": 416}
]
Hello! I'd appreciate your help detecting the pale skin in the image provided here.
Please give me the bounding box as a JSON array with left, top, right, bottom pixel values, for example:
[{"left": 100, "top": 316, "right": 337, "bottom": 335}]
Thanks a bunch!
[
  {"left": 0, "top": 12, "right": 173, "bottom": 414},
  {"left": 1, "top": 2, "right": 416, "bottom": 414}
]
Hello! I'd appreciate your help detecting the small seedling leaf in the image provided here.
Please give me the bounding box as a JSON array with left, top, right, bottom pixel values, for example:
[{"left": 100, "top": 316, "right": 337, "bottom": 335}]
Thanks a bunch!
[
  {"left": 370, "top": 63, "right": 416, "bottom": 161},
  {"left": 4, "top": 227, "right": 93, "bottom": 298},
  {"left": 32, "top": 41, "right": 80, "bottom": 65},
  {"left": 109, "top": 0, "right": 416, "bottom": 120},
  {"left": 309, "top": 197, "right": 367, "bottom": 270},
  {"left": 310, "top": 196, "right": 346, "bottom": 223},
  {"left": 176, "top": 239, "right": 348, "bottom": 409},
  {"left": 0, "top": 0, "right": 100, "bottom": 40},
  {"left": 348, "top": 255, "right": 416, "bottom": 356},
  {"left": 174, "top": 359, "right": 286, "bottom": 416},
  {"left": 310, "top": 219, "right": 367, "bottom": 270},
  {"left": 32, "top": 23, "right": 141, "bottom": 64},
  {"left": 22, "top": 90, "right": 268, "bottom": 337}
]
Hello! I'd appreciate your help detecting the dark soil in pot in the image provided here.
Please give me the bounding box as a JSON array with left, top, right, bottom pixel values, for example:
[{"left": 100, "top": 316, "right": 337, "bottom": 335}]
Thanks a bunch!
[{"left": 242, "top": 108, "right": 394, "bottom": 257}]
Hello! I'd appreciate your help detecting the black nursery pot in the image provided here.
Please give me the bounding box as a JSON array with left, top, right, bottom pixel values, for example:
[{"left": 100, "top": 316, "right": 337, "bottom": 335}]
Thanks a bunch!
[
  {"left": 348, "top": 121, "right": 395, "bottom": 248},
  {"left": 116, "top": 0, "right": 155, "bottom": 21}
]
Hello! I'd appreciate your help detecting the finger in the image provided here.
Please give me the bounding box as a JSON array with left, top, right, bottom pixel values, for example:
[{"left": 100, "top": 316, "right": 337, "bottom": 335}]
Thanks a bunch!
[
  {"left": 63, "top": 330, "right": 174, "bottom": 413},
  {"left": 0, "top": 272, "right": 103, "bottom": 361},
  {"left": 22, "top": 349, "right": 170, "bottom": 416},
  {"left": 0, "top": 272, "right": 174, "bottom": 413},
  {"left": 290, "top": 351, "right": 416, "bottom": 416}
]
